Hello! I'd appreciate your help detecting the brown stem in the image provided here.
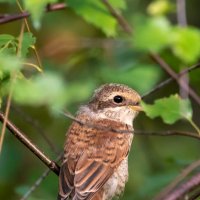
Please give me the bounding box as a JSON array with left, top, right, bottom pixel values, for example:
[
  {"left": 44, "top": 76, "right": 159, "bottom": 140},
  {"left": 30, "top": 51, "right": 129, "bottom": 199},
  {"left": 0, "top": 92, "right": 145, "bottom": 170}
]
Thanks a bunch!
[
  {"left": 101, "top": 0, "right": 132, "bottom": 34},
  {"left": 0, "top": 112, "right": 60, "bottom": 175}
]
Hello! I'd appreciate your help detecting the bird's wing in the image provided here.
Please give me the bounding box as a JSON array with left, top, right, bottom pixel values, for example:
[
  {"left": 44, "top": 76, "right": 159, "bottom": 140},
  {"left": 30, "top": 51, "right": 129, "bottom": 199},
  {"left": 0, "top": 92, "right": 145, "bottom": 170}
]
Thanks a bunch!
[
  {"left": 73, "top": 153, "right": 114, "bottom": 200},
  {"left": 58, "top": 160, "right": 74, "bottom": 200},
  {"left": 58, "top": 119, "right": 132, "bottom": 200}
]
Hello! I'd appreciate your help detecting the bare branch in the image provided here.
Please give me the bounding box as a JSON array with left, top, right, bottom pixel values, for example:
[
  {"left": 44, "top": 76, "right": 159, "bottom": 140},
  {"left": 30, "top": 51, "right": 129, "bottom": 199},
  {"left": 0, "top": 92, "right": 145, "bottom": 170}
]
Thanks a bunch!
[
  {"left": 176, "top": 0, "right": 187, "bottom": 26},
  {"left": 162, "top": 172, "right": 200, "bottom": 200},
  {"left": 154, "top": 159, "right": 200, "bottom": 200},
  {"left": 142, "top": 62, "right": 200, "bottom": 98},
  {"left": 0, "top": 3, "right": 67, "bottom": 24},
  {"left": 150, "top": 53, "right": 200, "bottom": 105},
  {"left": 0, "top": 112, "right": 60, "bottom": 175}
]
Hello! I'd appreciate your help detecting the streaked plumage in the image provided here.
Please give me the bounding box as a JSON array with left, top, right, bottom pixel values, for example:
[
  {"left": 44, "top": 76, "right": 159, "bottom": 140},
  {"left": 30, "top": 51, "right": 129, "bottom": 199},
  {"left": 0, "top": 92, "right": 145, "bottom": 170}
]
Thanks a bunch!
[{"left": 58, "top": 83, "right": 141, "bottom": 200}]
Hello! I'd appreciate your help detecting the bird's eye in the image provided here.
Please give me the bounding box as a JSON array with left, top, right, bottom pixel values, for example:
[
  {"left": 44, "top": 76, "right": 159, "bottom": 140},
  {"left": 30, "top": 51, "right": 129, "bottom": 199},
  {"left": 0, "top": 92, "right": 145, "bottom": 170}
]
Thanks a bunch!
[
  {"left": 135, "top": 102, "right": 140, "bottom": 106},
  {"left": 113, "top": 95, "right": 123, "bottom": 103}
]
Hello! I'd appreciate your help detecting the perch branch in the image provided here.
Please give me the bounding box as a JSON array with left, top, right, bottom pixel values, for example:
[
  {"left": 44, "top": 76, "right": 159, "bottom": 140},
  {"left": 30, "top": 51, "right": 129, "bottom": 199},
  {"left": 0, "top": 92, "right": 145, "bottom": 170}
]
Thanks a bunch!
[{"left": 0, "top": 112, "right": 60, "bottom": 175}]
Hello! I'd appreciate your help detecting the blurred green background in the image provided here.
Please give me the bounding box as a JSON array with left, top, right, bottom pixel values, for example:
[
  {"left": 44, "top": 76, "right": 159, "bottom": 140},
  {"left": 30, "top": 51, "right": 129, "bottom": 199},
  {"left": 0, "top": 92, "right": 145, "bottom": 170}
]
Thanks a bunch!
[{"left": 0, "top": 0, "right": 200, "bottom": 200}]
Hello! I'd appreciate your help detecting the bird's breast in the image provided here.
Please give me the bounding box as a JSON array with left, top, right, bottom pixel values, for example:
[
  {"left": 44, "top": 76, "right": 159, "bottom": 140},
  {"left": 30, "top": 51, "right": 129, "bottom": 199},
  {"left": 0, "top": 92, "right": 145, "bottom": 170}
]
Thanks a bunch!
[{"left": 102, "top": 158, "right": 129, "bottom": 200}]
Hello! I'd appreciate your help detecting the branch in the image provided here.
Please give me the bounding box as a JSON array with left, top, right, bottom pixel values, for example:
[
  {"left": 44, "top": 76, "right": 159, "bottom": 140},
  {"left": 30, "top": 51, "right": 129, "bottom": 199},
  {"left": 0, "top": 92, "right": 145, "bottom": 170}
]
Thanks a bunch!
[
  {"left": 20, "top": 152, "right": 63, "bottom": 200},
  {"left": 101, "top": 0, "right": 132, "bottom": 34},
  {"left": 0, "top": 112, "right": 60, "bottom": 175},
  {"left": 142, "top": 62, "right": 200, "bottom": 98},
  {"left": 154, "top": 159, "right": 200, "bottom": 200},
  {"left": 135, "top": 130, "right": 200, "bottom": 140},
  {"left": 150, "top": 53, "right": 200, "bottom": 105},
  {"left": 176, "top": 0, "right": 187, "bottom": 26},
  {"left": 0, "top": 3, "right": 67, "bottom": 24},
  {"left": 162, "top": 172, "right": 200, "bottom": 200}
]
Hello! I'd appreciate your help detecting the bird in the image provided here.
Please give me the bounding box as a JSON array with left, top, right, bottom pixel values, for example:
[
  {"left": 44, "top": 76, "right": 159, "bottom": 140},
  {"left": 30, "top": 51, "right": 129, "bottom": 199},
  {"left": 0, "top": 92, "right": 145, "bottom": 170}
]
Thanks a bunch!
[{"left": 58, "top": 83, "right": 142, "bottom": 200}]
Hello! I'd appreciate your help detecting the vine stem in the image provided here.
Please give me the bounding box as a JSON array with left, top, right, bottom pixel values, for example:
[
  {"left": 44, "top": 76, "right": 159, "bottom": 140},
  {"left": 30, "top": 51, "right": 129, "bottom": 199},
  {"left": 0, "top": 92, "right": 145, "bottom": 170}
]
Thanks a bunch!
[{"left": 187, "top": 118, "right": 200, "bottom": 136}]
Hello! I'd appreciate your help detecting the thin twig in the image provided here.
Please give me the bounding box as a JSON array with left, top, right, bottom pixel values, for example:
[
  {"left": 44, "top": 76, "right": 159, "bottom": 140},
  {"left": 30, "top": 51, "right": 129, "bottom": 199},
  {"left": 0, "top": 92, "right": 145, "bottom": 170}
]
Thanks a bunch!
[
  {"left": 16, "top": 0, "right": 43, "bottom": 70},
  {"left": 135, "top": 130, "right": 200, "bottom": 140},
  {"left": 150, "top": 53, "right": 200, "bottom": 105},
  {"left": 154, "top": 159, "right": 200, "bottom": 200},
  {"left": 101, "top": 0, "right": 132, "bottom": 34},
  {"left": 0, "top": 112, "right": 60, "bottom": 175},
  {"left": 0, "top": 86, "right": 13, "bottom": 153},
  {"left": 0, "top": 3, "right": 67, "bottom": 24},
  {"left": 20, "top": 152, "right": 63, "bottom": 200},
  {"left": 142, "top": 62, "right": 200, "bottom": 98}
]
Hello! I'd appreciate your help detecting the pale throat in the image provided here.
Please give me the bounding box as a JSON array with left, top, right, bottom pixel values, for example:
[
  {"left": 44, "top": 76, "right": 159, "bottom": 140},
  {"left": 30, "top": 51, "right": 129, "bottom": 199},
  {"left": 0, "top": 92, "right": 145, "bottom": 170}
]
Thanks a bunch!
[{"left": 81, "top": 106, "right": 136, "bottom": 127}]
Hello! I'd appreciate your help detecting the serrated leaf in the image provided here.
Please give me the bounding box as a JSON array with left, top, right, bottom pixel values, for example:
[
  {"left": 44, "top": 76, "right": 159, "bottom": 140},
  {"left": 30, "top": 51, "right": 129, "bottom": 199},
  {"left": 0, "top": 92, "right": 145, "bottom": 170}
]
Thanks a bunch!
[
  {"left": 67, "top": 0, "right": 118, "bottom": 36},
  {"left": 171, "top": 27, "right": 200, "bottom": 63},
  {"left": 133, "top": 16, "right": 171, "bottom": 52},
  {"left": 20, "top": 32, "right": 36, "bottom": 57},
  {"left": 23, "top": 0, "right": 57, "bottom": 29},
  {"left": 142, "top": 94, "right": 193, "bottom": 124}
]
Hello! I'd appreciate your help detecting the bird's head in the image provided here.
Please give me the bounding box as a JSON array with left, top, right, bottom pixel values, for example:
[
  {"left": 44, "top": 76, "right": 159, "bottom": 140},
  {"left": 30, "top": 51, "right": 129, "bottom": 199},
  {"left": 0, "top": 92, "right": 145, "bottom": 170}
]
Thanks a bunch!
[{"left": 87, "top": 83, "right": 142, "bottom": 126}]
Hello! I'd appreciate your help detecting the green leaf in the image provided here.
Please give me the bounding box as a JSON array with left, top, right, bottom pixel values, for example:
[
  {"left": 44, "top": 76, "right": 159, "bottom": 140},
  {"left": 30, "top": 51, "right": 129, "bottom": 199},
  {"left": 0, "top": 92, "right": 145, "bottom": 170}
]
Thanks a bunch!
[
  {"left": 147, "top": 0, "right": 174, "bottom": 16},
  {"left": 109, "top": 0, "right": 127, "bottom": 10},
  {"left": 13, "top": 72, "right": 66, "bottom": 109},
  {"left": 20, "top": 32, "right": 36, "bottom": 57},
  {"left": 0, "top": 34, "right": 15, "bottom": 47},
  {"left": 0, "top": 54, "right": 22, "bottom": 72},
  {"left": 67, "top": 0, "right": 118, "bottom": 36},
  {"left": 23, "top": 0, "right": 57, "bottom": 29},
  {"left": 133, "top": 16, "right": 171, "bottom": 52},
  {"left": 142, "top": 94, "right": 193, "bottom": 124},
  {"left": 99, "top": 64, "right": 162, "bottom": 94},
  {"left": 171, "top": 27, "right": 200, "bottom": 63}
]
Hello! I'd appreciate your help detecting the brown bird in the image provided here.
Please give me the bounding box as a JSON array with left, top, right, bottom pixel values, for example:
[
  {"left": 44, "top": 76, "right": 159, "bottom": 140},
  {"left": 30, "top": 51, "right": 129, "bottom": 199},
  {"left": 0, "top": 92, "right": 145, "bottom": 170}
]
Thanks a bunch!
[{"left": 58, "top": 83, "right": 142, "bottom": 200}]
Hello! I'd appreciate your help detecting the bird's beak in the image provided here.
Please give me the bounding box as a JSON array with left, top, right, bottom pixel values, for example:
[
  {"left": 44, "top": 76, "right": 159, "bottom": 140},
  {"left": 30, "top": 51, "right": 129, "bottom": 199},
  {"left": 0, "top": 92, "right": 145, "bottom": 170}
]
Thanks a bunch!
[{"left": 129, "top": 105, "right": 143, "bottom": 112}]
